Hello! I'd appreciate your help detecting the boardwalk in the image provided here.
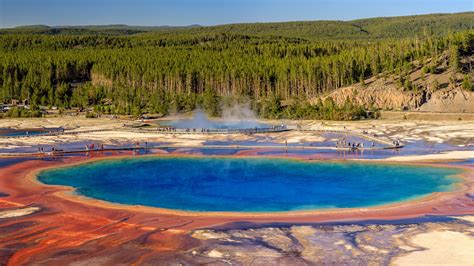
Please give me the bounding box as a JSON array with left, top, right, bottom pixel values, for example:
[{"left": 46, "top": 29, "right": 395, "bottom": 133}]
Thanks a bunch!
[
  {"left": 0, "top": 144, "right": 402, "bottom": 157},
  {"left": 294, "top": 127, "right": 399, "bottom": 147},
  {"left": 0, "top": 126, "right": 290, "bottom": 139},
  {"left": 0, "top": 124, "right": 403, "bottom": 157}
]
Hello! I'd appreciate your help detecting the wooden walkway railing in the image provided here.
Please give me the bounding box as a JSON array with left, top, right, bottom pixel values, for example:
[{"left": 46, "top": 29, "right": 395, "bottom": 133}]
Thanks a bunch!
[
  {"left": 0, "top": 129, "right": 111, "bottom": 139},
  {"left": 0, "top": 124, "right": 404, "bottom": 157},
  {"left": 288, "top": 125, "right": 401, "bottom": 147},
  {"left": 0, "top": 143, "right": 403, "bottom": 158},
  {"left": 0, "top": 126, "right": 290, "bottom": 138}
]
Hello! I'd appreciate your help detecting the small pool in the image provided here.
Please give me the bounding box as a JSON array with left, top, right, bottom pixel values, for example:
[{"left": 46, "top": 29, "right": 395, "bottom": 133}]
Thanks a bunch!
[
  {"left": 37, "top": 157, "right": 462, "bottom": 212},
  {"left": 0, "top": 128, "right": 46, "bottom": 137}
]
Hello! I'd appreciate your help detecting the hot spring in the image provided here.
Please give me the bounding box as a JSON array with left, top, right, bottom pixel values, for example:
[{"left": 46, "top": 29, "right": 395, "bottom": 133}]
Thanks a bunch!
[
  {"left": 37, "top": 157, "right": 462, "bottom": 212},
  {"left": 161, "top": 109, "right": 270, "bottom": 129}
]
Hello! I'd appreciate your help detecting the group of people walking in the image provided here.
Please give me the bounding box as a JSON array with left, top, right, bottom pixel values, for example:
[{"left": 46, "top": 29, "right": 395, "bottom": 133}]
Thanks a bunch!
[
  {"left": 336, "top": 139, "right": 377, "bottom": 150},
  {"left": 85, "top": 143, "right": 105, "bottom": 151},
  {"left": 36, "top": 146, "right": 63, "bottom": 155},
  {"left": 156, "top": 127, "right": 177, "bottom": 132}
]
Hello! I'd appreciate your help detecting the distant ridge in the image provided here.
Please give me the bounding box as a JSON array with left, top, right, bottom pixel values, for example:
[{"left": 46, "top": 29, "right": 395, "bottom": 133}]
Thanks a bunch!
[
  {"left": 2, "top": 24, "right": 202, "bottom": 36},
  {"left": 13, "top": 24, "right": 51, "bottom": 29},
  {"left": 0, "top": 12, "right": 472, "bottom": 39},
  {"left": 166, "top": 12, "right": 473, "bottom": 39}
]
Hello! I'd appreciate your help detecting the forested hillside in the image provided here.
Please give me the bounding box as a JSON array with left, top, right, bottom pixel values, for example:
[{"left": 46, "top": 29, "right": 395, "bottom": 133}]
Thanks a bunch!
[
  {"left": 151, "top": 12, "right": 473, "bottom": 40},
  {"left": 0, "top": 13, "right": 472, "bottom": 119},
  {"left": 0, "top": 25, "right": 200, "bottom": 36},
  {"left": 2, "top": 12, "right": 472, "bottom": 39}
]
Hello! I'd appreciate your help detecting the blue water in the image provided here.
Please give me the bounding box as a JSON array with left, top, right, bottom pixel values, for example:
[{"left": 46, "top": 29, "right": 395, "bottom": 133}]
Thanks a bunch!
[
  {"left": 38, "top": 157, "right": 461, "bottom": 212},
  {"left": 0, "top": 130, "right": 45, "bottom": 137}
]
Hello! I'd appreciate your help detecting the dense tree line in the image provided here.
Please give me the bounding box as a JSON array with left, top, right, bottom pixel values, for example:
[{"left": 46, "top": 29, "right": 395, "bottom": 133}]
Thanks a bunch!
[
  {"left": 3, "top": 12, "right": 470, "bottom": 40},
  {"left": 155, "top": 12, "right": 473, "bottom": 40},
  {"left": 0, "top": 18, "right": 472, "bottom": 119}
]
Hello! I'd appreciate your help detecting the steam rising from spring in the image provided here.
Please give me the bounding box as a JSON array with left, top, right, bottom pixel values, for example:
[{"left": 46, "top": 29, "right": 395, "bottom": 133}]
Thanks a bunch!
[{"left": 166, "top": 103, "right": 269, "bottom": 129}]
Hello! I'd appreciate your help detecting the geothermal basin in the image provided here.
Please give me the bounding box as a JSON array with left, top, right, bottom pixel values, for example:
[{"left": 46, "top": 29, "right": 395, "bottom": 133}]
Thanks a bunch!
[{"left": 38, "top": 157, "right": 462, "bottom": 212}]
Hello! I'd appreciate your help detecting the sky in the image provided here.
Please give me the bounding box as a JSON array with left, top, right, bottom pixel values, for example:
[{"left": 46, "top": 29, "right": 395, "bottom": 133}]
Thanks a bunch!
[{"left": 0, "top": 0, "right": 472, "bottom": 28}]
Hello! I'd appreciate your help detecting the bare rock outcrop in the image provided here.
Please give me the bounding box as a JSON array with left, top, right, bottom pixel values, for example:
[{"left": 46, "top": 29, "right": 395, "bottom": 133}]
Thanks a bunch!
[
  {"left": 319, "top": 74, "right": 474, "bottom": 113},
  {"left": 417, "top": 87, "right": 474, "bottom": 113},
  {"left": 321, "top": 79, "right": 428, "bottom": 110}
]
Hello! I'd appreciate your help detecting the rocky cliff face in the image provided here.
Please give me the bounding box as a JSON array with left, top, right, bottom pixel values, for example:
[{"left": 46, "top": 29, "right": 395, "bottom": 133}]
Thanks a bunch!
[
  {"left": 418, "top": 87, "right": 474, "bottom": 113},
  {"left": 321, "top": 79, "right": 429, "bottom": 111},
  {"left": 320, "top": 77, "right": 473, "bottom": 113}
]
